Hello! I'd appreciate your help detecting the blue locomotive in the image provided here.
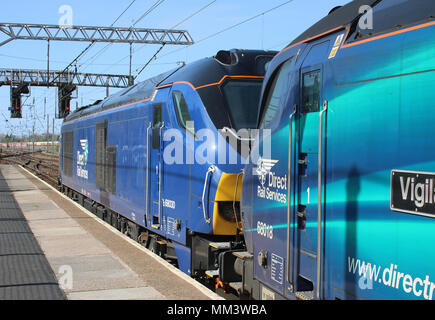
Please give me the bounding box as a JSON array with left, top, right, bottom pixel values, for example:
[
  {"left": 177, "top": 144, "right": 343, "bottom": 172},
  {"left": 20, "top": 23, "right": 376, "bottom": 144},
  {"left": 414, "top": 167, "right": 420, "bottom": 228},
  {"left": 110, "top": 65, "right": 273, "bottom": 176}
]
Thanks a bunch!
[
  {"left": 227, "top": 0, "right": 435, "bottom": 300},
  {"left": 60, "top": 49, "right": 276, "bottom": 278}
]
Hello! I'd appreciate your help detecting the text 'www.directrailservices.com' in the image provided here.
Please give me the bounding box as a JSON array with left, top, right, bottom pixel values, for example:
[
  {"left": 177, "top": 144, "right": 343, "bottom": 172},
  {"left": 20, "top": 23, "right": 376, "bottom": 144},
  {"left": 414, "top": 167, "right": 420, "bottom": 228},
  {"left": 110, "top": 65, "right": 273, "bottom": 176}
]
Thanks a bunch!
[{"left": 348, "top": 256, "right": 435, "bottom": 300}]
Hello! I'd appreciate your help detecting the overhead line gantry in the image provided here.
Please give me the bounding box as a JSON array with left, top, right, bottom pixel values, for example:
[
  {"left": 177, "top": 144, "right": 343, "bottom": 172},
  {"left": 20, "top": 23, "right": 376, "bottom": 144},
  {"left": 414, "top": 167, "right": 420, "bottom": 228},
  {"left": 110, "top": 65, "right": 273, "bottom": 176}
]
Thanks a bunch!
[
  {"left": 0, "top": 23, "right": 194, "bottom": 46},
  {"left": 0, "top": 69, "right": 132, "bottom": 88},
  {"left": 0, "top": 22, "right": 194, "bottom": 118}
]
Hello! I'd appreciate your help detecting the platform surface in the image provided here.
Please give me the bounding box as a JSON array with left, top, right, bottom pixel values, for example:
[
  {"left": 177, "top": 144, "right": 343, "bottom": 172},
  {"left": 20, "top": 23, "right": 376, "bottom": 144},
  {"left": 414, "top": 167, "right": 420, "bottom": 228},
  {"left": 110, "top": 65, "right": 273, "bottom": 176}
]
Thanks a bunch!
[
  {"left": 0, "top": 164, "right": 218, "bottom": 300},
  {"left": 0, "top": 166, "right": 65, "bottom": 300}
]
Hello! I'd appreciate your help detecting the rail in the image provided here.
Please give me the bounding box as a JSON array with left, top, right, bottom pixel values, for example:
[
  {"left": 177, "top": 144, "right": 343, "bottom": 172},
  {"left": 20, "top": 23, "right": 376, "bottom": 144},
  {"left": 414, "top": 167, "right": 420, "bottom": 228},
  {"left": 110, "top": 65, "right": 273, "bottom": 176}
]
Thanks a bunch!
[{"left": 0, "top": 149, "right": 60, "bottom": 188}]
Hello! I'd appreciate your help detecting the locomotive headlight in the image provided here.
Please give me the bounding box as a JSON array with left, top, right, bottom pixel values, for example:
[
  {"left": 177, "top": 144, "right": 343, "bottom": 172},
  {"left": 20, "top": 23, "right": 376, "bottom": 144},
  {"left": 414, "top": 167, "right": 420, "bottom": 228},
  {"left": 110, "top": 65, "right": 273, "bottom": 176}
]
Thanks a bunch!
[
  {"left": 217, "top": 201, "right": 241, "bottom": 223},
  {"left": 212, "top": 171, "right": 243, "bottom": 235}
]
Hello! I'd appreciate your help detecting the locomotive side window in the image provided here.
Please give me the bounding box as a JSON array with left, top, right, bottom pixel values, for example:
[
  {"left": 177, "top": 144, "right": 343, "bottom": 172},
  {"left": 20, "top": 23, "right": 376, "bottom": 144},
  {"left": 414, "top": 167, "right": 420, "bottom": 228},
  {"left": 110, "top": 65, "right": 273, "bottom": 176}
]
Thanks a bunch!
[
  {"left": 172, "top": 91, "right": 194, "bottom": 135},
  {"left": 96, "top": 121, "right": 107, "bottom": 190},
  {"left": 63, "top": 131, "right": 74, "bottom": 177},
  {"left": 153, "top": 103, "right": 162, "bottom": 127},
  {"left": 259, "top": 59, "right": 293, "bottom": 129},
  {"left": 152, "top": 103, "right": 163, "bottom": 149},
  {"left": 302, "top": 70, "right": 321, "bottom": 114},
  {"left": 105, "top": 145, "right": 116, "bottom": 194}
]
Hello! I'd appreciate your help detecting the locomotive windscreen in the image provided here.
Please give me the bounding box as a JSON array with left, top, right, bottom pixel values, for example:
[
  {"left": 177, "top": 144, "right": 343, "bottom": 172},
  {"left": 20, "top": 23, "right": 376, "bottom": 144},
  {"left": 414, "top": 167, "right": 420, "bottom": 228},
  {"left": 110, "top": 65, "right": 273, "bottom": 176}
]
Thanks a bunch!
[{"left": 222, "top": 80, "right": 263, "bottom": 131}]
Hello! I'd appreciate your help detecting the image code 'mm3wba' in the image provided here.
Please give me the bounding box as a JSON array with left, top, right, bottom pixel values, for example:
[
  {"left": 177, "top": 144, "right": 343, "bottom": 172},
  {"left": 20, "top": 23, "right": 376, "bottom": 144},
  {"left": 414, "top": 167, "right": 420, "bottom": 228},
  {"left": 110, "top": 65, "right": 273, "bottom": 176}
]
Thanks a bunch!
[{"left": 391, "top": 170, "right": 435, "bottom": 218}]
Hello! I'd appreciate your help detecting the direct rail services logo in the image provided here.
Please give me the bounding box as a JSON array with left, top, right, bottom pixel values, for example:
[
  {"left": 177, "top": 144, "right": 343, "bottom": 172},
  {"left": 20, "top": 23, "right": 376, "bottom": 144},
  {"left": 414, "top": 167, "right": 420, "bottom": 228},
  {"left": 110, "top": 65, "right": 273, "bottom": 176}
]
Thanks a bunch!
[
  {"left": 255, "top": 158, "right": 287, "bottom": 204},
  {"left": 76, "top": 139, "right": 89, "bottom": 179}
]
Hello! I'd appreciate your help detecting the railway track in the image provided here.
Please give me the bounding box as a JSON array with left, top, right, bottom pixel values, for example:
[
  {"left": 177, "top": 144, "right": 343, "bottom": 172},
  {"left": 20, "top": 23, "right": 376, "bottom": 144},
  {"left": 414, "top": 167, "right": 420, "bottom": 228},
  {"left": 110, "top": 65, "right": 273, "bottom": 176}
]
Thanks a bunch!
[{"left": 0, "top": 149, "right": 60, "bottom": 188}]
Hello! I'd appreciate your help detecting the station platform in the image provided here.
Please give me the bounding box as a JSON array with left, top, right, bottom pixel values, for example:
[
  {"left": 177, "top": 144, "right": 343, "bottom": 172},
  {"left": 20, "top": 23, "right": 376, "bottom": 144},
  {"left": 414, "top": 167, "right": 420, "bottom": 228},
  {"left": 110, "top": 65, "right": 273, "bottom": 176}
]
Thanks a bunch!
[{"left": 0, "top": 164, "right": 222, "bottom": 300}]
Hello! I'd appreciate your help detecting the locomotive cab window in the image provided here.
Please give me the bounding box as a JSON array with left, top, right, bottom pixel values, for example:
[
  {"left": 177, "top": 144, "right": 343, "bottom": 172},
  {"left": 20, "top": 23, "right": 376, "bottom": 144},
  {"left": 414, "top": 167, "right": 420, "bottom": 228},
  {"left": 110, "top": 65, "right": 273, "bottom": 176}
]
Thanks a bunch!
[
  {"left": 222, "top": 80, "right": 263, "bottom": 131},
  {"left": 172, "top": 90, "right": 194, "bottom": 135},
  {"left": 259, "top": 58, "right": 293, "bottom": 129},
  {"left": 302, "top": 70, "right": 321, "bottom": 114}
]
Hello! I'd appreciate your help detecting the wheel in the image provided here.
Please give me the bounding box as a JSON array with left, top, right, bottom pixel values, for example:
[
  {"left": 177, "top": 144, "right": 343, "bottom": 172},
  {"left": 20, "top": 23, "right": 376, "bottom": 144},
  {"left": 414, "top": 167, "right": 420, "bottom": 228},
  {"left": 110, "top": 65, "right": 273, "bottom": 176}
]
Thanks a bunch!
[{"left": 149, "top": 238, "right": 159, "bottom": 256}]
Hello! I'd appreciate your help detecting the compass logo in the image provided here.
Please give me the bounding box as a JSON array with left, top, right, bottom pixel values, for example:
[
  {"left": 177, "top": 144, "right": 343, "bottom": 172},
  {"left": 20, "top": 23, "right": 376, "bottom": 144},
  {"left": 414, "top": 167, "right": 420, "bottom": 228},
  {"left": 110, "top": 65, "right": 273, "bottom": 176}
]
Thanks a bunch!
[
  {"left": 256, "top": 158, "right": 279, "bottom": 186},
  {"left": 79, "top": 139, "right": 88, "bottom": 165},
  {"left": 77, "top": 139, "right": 89, "bottom": 179}
]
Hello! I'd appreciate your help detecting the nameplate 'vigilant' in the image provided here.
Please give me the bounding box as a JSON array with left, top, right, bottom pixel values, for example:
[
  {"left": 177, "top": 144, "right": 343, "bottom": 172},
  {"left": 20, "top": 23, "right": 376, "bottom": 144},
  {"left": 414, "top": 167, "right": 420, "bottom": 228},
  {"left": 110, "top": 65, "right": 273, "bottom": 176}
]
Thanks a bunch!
[{"left": 391, "top": 170, "right": 435, "bottom": 218}]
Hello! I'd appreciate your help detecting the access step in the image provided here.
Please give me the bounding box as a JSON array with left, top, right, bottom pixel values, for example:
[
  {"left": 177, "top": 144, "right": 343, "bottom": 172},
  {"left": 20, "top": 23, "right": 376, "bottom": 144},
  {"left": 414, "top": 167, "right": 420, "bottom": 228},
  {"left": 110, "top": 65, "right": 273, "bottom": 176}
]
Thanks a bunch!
[
  {"left": 209, "top": 242, "right": 231, "bottom": 250},
  {"left": 233, "top": 251, "right": 253, "bottom": 260},
  {"left": 295, "top": 291, "right": 314, "bottom": 300},
  {"left": 205, "top": 270, "right": 219, "bottom": 278}
]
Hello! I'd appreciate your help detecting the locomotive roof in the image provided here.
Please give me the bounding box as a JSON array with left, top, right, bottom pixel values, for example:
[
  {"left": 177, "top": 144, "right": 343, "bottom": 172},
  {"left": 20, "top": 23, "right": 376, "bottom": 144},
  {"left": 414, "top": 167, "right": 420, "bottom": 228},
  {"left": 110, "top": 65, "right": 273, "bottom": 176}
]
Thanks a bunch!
[
  {"left": 289, "top": 0, "right": 380, "bottom": 46},
  {"left": 158, "top": 49, "right": 273, "bottom": 88},
  {"left": 288, "top": 0, "right": 435, "bottom": 47},
  {"left": 64, "top": 49, "right": 276, "bottom": 123}
]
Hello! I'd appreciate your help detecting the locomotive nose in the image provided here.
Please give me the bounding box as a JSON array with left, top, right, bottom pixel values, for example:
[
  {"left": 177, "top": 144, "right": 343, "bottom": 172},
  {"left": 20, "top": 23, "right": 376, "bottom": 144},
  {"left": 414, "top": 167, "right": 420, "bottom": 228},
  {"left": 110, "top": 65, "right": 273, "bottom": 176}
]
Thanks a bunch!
[{"left": 212, "top": 170, "right": 243, "bottom": 235}]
